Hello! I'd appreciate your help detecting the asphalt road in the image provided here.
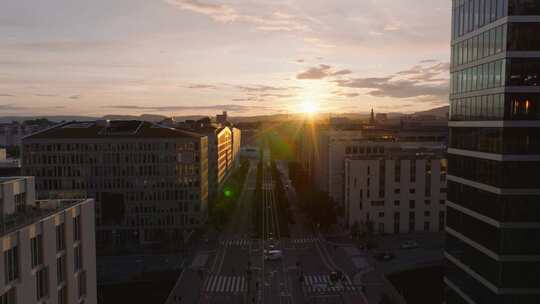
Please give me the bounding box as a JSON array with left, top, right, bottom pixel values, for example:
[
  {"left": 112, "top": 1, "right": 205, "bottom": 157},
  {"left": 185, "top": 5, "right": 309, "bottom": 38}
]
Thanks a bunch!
[{"left": 166, "top": 157, "right": 366, "bottom": 304}]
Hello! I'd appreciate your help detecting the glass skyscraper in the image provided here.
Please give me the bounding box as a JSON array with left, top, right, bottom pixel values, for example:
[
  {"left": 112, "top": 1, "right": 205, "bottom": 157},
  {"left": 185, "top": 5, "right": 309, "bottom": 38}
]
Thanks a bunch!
[{"left": 447, "top": 1, "right": 540, "bottom": 303}]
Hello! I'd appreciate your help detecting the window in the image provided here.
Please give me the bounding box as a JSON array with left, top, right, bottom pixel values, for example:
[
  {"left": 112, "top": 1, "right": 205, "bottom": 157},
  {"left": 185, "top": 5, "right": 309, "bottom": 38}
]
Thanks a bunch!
[
  {"left": 409, "top": 188, "right": 416, "bottom": 194},
  {"left": 78, "top": 270, "right": 87, "bottom": 299},
  {"left": 0, "top": 288, "right": 16, "bottom": 304},
  {"left": 30, "top": 235, "right": 43, "bottom": 268},
  {"left": 56, "top": 223, "right": 65, "bottom": 252},
  {"left": 4, "top": 246, "right": 19, "bottom": 283},
  {"left": 425, "top": 211, "right": 431, "bottom": 217},
  {"left": 409, "top": 200, "right": 416, "bottom": 209},
  {"left": 36, "top": 267, "right": 48, "bottom": 300},
  {"left": 394, "top": 189, "right": 400, "bottom": 194},
  {"left": 439, "top": 211, "right": 446, "bottom": 232},
  {"left": 74, "top": 245, "right": 83, "bottom": 271},
  {"left": 409, "top": 212, "right": 415, "bottom": 232},
  {"left": 424, "top": 222, "right": 431, "bottom": 232},
  {"left": 57, "top": 256, "right": 65, "bottom": 284},
  {"left": 73, "top": 215, "right": 81, "bottom": 242},
  {"left": 440, "top": 199, "right": 446, "bottom": 205},
  {"left": 394, "top": 200, "right": 400, "bottom": 206},
  {"left": 58, "top": 287, "right": 67, "bottom": 304},
  {"left": 379, "top": 212, "right": 385, "bottom": 218}
]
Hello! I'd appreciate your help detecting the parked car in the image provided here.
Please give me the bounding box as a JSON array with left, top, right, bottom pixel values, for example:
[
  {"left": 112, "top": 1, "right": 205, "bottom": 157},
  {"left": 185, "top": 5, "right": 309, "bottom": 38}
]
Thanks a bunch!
[
  {"left": 400, "top": 241, "right": 419, "bottom": 249},
  {"left": 373, "top": 251, "right": 395, "bottom": 261},
  {"left": 264, "top": 250, "right": 283, "bottom": 261}
]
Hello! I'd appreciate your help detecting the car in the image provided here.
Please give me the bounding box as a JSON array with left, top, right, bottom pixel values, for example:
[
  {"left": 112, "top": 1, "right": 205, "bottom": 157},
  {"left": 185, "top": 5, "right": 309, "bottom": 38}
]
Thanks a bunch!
[
  {"left": 373, "top": 251, "right": 395, "bottom": 261},
  {"left": 264, "top": 250, "right": 283, "bottom": 261},
  {"left": 400, "top": 241, "right": 419, "bottom": 249}
]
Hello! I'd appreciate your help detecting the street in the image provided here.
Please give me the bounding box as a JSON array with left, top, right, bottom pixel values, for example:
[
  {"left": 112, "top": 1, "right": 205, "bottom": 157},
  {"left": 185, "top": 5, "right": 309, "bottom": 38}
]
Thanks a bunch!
[{"left": 166, "top": 155, "right": 367, "bottom": 304}]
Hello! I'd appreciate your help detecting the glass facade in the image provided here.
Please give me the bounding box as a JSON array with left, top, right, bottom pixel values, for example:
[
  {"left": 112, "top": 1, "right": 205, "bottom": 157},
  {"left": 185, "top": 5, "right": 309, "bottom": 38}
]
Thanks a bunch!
[{"left": 448, "top": 1, "right": 540, "bottom": 303}]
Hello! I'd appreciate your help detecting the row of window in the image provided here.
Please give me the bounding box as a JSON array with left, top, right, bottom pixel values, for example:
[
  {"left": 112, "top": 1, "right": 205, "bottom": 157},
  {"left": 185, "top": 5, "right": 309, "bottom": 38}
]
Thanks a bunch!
[
  {"left": 445, "top": 260, "right": 540, "bottom": 304},
  {"left": 24, "top": 141, "right": 196, "bottom": 153},
  {"left": 450, "top": 93, "right": 540, "bottom": 121},
  {"left": 452, "top": 58, "right": 540, "bottom": 95},
  {"left": 450, "top": 127, "right": 540, "bottom": 154},
  {"left": 448, "top": 154, "right": 540, "bottom": 188},
  {"left": 451, "top": 24, "right": 505, "bottom": 68},
  {"left": 451, "top": 0, "right": 506, "bottom": 39},
  {"left": 448, "top": 180, "right": 540, "bottom": 224},
  {"left": 450, "top": 93, "right": 505, "bottom": 121},
  {"left": 447, "top": 207, "right": 540, "bottom": 255},
  {"left": 446, "top": 234, "right": 540, "bottom": 288},
  {"left": 368, "top": 199, "right": 446, "bottom": 208},
  {"left": 450, "top": 59, "right": 505, "bottom": 94}
]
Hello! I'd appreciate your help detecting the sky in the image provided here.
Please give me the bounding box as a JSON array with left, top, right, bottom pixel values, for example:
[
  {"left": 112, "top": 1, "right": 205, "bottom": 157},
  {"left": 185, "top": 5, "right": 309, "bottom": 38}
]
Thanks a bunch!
[{"left": 0, "top": 0, "right": 452, "bottom": 117}]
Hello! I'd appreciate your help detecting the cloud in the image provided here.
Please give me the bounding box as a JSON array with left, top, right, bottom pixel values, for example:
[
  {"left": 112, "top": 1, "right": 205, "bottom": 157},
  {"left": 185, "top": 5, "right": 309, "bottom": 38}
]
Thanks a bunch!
[
  {"left": 187, "top": 84, "right": 219, "bottom": 89},
  {"left": 0, "top": 94, "right": 15, "bottom": 97},
  {"left": 34, "top": 93, "right": 57, "bottom": 97},
  {"left": 235, "top": 85, "right": 299, "bottom": 92},
  {"left": 332, "top": 69, "right": 352, "bottom": 76},
  {"left": 105, "top": 104, "right": 271, "bottom": 113},
  {"left": 296, "top": 64, "right": 352, "bottom": 80},
  {"left": 165, "top": 0, "right": 312, "bottom": 32},
  {"left": 334, "top": 61, "right": 449, "bottom": 102},
  {"left": 68, "top": 95, "right": 81, "bottom": 99},
  {"left": 295, "top": 59, "right": 304, "bottom": 63},
  {"left": 0, "top": 104, "right": 27, "bottom": 111}
]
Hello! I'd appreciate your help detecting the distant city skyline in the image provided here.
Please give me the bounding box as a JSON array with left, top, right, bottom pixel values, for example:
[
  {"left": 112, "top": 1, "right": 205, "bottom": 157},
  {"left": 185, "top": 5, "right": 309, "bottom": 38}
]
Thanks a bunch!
[{"left": 2, "top": 0, "right": 450, "bottom": 116}]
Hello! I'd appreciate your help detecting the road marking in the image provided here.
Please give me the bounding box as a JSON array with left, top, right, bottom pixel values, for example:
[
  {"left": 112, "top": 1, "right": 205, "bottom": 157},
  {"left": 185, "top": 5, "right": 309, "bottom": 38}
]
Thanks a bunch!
[
  {"left": 204, "top": 275, "right": 247, "bottom": 294},
  {"left": 291, "top": 238, "right": 318, "bottom": 244},
  {"left": 221, "top": 239, "right": 251, "bottom": 247},
  {"left": 303, "top": 274, "right": 358, "bottom": 294}
]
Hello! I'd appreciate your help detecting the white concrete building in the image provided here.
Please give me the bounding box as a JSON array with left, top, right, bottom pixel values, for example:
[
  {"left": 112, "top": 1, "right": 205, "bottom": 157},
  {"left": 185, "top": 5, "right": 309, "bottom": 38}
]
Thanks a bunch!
[
  {"left": 345, "top": 147, "right": 447, "bottom": 234},
  {"left": 296, "top": 124, "right": 447, "bottom": 209},
  {"left": 0, "top": 177, "right": 97, "bottom": 304}
]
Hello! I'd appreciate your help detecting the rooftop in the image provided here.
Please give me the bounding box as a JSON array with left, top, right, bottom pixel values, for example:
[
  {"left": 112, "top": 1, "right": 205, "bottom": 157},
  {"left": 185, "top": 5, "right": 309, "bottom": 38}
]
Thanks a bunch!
[
  {"left": 24, "top": 120, "right": 204, "bottom": 140},
  {"left": 0, "top": 199, "right": 91, "bottom": 237}
]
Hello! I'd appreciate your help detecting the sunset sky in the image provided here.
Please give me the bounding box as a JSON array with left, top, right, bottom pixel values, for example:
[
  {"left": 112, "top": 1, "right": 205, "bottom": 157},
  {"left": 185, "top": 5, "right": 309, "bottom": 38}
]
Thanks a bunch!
[{"left": 1, "top": 0, "right": 451, "bottom": 117}]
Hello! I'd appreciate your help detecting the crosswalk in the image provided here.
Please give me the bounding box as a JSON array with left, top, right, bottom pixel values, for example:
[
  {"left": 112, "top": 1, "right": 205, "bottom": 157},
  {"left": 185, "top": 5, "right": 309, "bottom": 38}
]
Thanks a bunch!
[
  {"left": 204, "top": 275, "right": 248, "bottom": 294},
  {"left": 303, "top": 275, "right": 358, "bottom": 294},
  {"left": 221, "top": 239, "right": 251, "bottom": 247},
  {"left": 290, "top": 238, "right": 318, "bottom": 244}
]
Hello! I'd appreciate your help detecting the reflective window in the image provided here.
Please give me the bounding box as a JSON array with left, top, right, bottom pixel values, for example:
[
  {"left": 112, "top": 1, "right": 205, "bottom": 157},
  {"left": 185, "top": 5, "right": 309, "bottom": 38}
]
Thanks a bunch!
[
  {"left": 451, "top": 25, "right": 506, "bottom": 68},
  {"left": 509, "top": 0, "right": 540, "bottom": 15},
  {"left": 451, "top": 59, "right": 505, "bottom": 94},
  {"left": 448, "top": 180, "right": 540, "bottom": 222},
  {"left": 507, "top": 58, "right": 540, "bottom": 86},
  {"left": 448, "top": 154, "right": 540, "bottom": 188},
  {"left": 508, "top": 22, "right": 540, "bottom": 51}
]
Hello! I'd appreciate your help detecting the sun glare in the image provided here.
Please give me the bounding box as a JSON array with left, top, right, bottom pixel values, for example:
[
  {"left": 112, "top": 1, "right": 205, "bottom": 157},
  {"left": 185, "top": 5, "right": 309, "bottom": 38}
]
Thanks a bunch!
[{"left": 299, "top": 100, "right": 319, "bottom": 115}]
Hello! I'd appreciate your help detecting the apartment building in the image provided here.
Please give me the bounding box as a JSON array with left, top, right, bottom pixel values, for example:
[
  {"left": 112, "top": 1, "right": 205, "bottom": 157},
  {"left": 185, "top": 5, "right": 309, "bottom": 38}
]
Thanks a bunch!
[
  {"left": 345, "top": 147, "right": 447, "bottom": 234},
  {"left": 21, "top": 120, "right": 208, "bottom": 246},
  {"left": 0, "top": 176, "right": 97, "bottom": 304}
]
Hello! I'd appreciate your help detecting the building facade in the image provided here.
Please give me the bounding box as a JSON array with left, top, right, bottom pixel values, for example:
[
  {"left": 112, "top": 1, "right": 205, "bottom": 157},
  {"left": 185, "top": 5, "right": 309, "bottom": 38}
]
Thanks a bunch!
[
  {"left": 345, "top": 148, "right": 447, "bottom": 234},
  {"left": 296, "top": 123, "right": 447, "bottom": 208},
  {"left": 447, "top": 1, "right": 540, "bottom": 303},
  {"left": 0, "top": 177, "right": 97, "bottom": 304},
  {"left": 21, "top": 120, "right": 208, "bottom": 246},
  {"left": 231, "top": 127, "right": 241, "bottom": 166}
]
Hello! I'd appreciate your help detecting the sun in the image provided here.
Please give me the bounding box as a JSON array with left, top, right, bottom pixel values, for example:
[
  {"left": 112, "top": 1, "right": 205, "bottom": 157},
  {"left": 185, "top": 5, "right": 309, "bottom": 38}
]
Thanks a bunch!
[{"left": 299, "top": 100, "right": 319, "bottom": 115}]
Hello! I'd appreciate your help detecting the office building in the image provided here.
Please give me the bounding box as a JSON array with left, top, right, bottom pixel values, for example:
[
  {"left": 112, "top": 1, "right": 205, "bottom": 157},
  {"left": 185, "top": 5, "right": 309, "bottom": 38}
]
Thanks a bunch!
[
  {"left": 296, "top": 123, "right": 446, "bottom": 208},
  {"left": 345, "top": 146, "right": 447, "bottom": 234},
  {"left": 0, "top": 177, "right": 97, "bottom": 304},
  {"left": 446, "top": 1, "right": 540, "bottom": 303},
  {"left": 21, "top": 120, "right": 208, "bottom": 246}
]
